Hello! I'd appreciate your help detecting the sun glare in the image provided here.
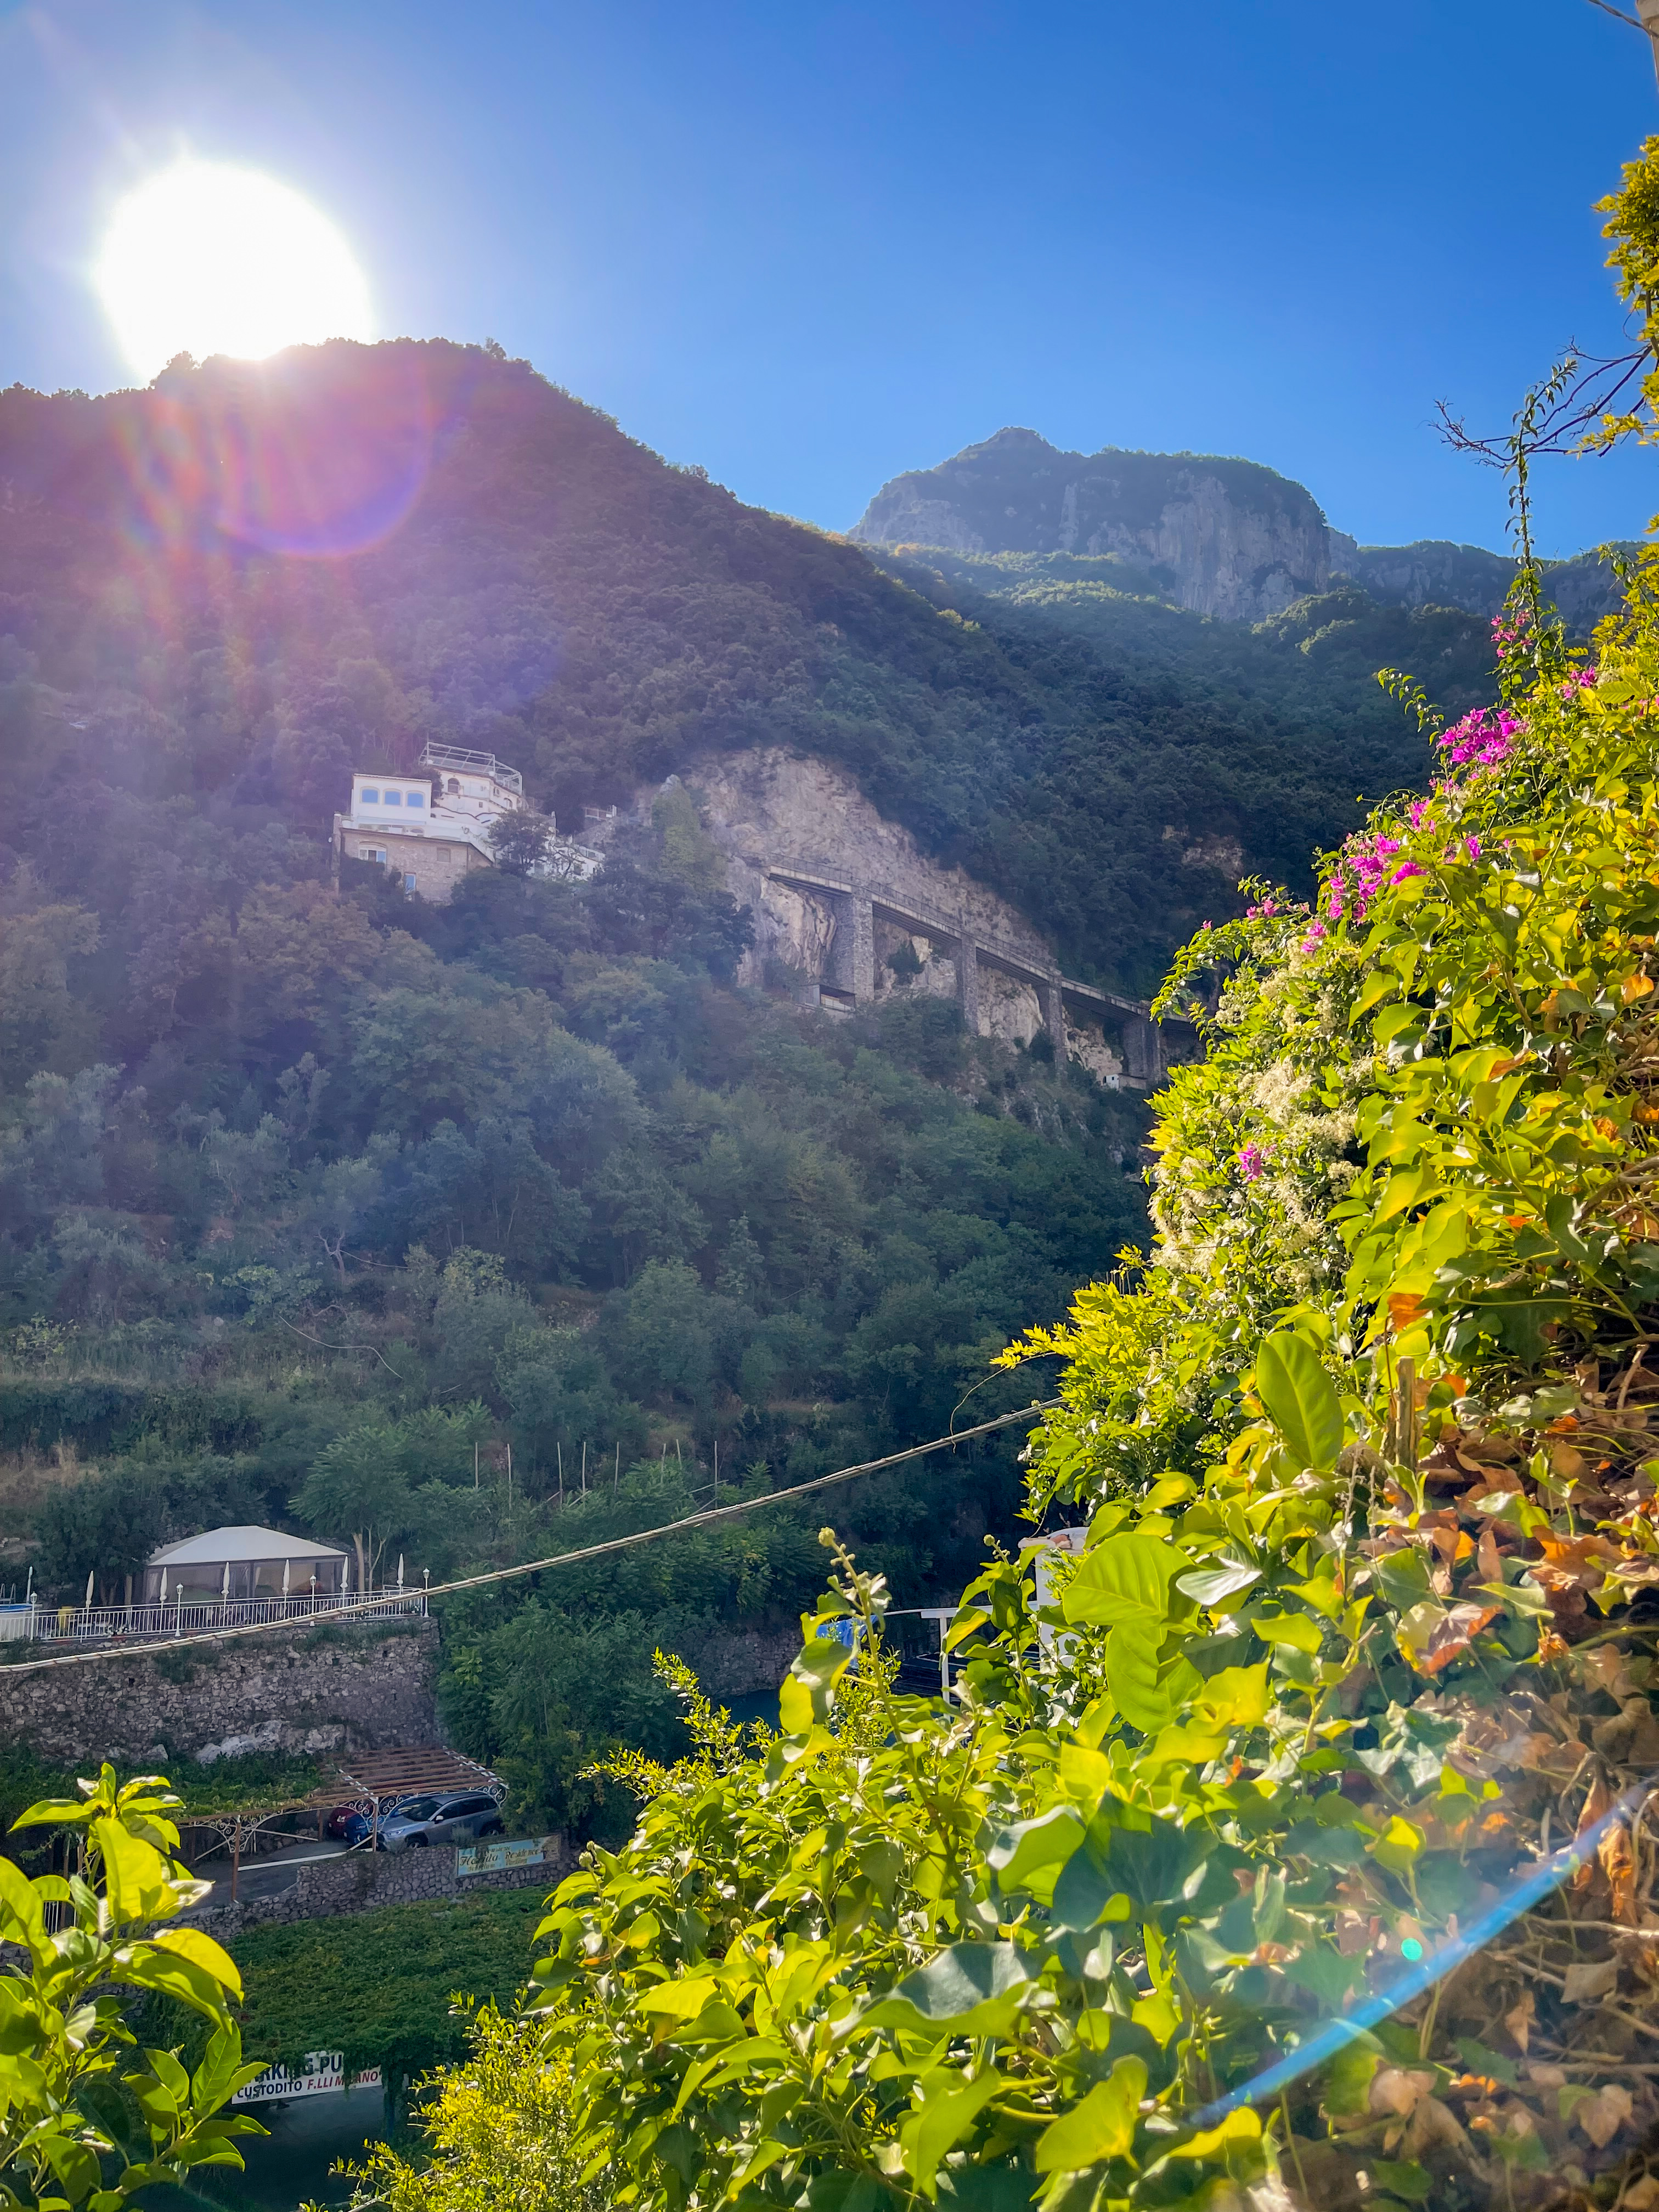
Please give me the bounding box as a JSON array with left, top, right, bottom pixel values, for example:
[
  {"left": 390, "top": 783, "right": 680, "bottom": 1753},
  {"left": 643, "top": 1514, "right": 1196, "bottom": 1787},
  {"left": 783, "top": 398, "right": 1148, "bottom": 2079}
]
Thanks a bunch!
[{"left": 95, "top": 160, "right": 373, "bottom": 383}]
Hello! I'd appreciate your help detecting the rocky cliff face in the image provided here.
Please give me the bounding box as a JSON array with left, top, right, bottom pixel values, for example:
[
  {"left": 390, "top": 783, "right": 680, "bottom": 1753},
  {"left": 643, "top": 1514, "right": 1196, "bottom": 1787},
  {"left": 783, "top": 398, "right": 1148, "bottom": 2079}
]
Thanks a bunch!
[
  {"left": 1329, "top": 533, "right": 1630, "bottom": 625},
  {"left": 850, "top": 431, "right": 1632, "bottom": 631},
  {"left": 849, "top": 428, "right": 1332, "bottom": 622},
  {"left": 602, "top": 749, "right": 1132, "bottom": 1080}
]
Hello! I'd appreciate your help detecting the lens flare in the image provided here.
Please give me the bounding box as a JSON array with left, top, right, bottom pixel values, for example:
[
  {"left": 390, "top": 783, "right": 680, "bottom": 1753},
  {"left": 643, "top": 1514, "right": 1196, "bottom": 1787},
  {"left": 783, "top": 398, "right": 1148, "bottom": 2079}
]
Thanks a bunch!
[
  {"left": 95, "top": 161, "right": 373, "bottom": 383},
  {"left": 1186, "top": 1774, "right": 1652, "bottom": 2136}
]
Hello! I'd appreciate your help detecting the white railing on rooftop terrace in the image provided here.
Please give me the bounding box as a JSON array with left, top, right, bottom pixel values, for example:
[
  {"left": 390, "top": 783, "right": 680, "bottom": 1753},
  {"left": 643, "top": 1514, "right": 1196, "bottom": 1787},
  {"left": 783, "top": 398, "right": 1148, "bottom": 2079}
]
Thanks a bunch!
[
  {"left": 416, "top": 742, "right": 523, "bottom": 795},
  {"left": 0, "top": 1590, "right": 428, "bottom": 1647}
]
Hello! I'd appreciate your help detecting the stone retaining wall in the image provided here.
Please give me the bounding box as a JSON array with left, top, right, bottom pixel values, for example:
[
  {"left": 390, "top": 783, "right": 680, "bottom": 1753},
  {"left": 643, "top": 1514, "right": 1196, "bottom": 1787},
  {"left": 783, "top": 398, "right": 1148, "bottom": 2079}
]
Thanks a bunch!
[
  {"left": 186, "top": 1834, "right": 569, "bottom": 1942},
  {"left": 0, "top": 1621, "right": 438, "bottom": 1765}
]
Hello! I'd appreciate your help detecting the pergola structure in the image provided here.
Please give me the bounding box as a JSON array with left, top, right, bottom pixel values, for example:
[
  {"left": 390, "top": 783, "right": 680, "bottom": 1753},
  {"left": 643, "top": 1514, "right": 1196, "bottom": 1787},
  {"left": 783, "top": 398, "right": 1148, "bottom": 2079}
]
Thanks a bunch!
[{"left": 183, "top": 1746, "right": 504, "bottom": 1900}]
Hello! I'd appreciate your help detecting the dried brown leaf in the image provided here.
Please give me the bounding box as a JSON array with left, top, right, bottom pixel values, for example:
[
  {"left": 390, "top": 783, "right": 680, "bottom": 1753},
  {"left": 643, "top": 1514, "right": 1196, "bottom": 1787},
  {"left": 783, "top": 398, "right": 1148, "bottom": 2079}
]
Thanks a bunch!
[
  {"left": 1503, "top": 1989, "right": 1534, "bottom": 2053},
  {"left": 1561, "top": 1956, "right": 1620, "bottom": 2003},
  {"left": 1369, "top": 2066, "right": 1435, "bottom": 2118},
  {"left": 1601, "top": 1816, "right": 1639, "bottom": 1926},
  {"left": 1575, "top": 2080, "right": 1633, "bottom": 2148}
]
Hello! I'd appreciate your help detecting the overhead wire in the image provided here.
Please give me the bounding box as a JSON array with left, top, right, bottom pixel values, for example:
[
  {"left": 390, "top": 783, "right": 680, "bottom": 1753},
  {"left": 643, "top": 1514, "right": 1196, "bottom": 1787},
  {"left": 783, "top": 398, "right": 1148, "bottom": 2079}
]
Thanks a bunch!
[
  {"left": 1579, "top": 0, "right": 1645, "bottom": 29},
  {"left": 0, "top": 1401, "right": 1060, "bottom": 1675}
]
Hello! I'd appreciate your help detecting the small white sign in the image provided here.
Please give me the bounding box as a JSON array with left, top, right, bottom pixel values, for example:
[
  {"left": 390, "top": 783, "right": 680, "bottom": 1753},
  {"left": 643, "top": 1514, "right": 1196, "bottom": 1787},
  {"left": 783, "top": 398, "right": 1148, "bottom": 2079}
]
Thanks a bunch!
[
  {"left": 456, "top": 1833, "right": 555, "bottom": 1877},
  {"left": 234, "top": 2052, "right": 382, "bottom": 2104}
]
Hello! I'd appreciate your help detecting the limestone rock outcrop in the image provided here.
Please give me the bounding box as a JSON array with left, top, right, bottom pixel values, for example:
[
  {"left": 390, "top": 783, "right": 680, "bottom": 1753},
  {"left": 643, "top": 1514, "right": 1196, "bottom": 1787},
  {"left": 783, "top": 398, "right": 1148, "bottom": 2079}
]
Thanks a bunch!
[
  {"left": 601, "top": 749, "right": 1132, "bottom": 1082},
  {"left": 849, "top": 427, "right": 1331, "bottom": 622}
]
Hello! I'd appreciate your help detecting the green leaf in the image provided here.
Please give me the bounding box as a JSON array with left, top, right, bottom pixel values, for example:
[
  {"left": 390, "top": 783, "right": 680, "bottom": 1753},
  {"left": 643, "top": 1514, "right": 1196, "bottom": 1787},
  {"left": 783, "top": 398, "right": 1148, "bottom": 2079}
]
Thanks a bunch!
[
  {"left": 861, "top": 1943, "right": 1039, "bottom": 2041},
  {"left": 1032, "top": 2058, "right": 1146, "bottom": 2171},
  {"left": 1144, "top": 1472, "right": 1197, "bottom": 1509},
  {"left": 1370, "top": 2159, "right": 1431, "bottom": 2204},
  {"left": 151, "top": 1927, "right": 241, "bottom": 2005},
  {"left": 94, "top": 1818, "right": 177, "bottom": 1927},
  {"left": 1105, "top": 1627, "right": 1195, "bottom": 1733},
  {"left": 780, "top": 1628, "right": 855, "bottom": 1734},
  {"left": 1193, "top": 1662, "right": 1272, "bottom": 1726},
  {"left": 110, "top": 1948, "right": 234, "bottom": 2026},
  {"left": 1175, "top": 1559, "right": 1261, "bottom": 1607},
  {"left": 900, "top": 2072, "right": 1005, "bottom": 2199},
  {"left": 985, "top": 1808, "right": 1086, "bottom": 1903},
  {"left": 1249, "top": 1609, "right": 1322, "bottom": 1654},
  {"left": 42, "top": 2135, "right": 104, "bottom": 2203},
  {"left": 1063, "top": 1534, "right": 1182, "bottom": 1628},
  {"left": 636, "top": 1974, "right": 725, "bottom": 2022},
  {"left": 1161, "top": 2106, "right": 1262, "bottom": 2163},
  {"left": 1048, "top": 1846, "right": 1132, "bottom": 1934},
  {"left": 0, "top": 1856, "right": 48, "bottom": 1965},
  {"left": 1254, "top": 1333, "right": 1344, "bottom": 1471},
  {"left": 1454, "top": 2039, "right": 1517, "bottom": 2088},
  {"left": 1368, "top": 1816, "right": 1425, "bottom": 1873}
]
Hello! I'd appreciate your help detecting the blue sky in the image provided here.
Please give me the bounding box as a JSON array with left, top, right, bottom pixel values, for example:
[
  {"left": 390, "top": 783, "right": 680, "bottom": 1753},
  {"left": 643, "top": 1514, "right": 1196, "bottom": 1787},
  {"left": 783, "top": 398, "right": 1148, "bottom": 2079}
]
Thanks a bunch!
[{"left": 2, "top": 0, "right": 1656, "bottom": 554}]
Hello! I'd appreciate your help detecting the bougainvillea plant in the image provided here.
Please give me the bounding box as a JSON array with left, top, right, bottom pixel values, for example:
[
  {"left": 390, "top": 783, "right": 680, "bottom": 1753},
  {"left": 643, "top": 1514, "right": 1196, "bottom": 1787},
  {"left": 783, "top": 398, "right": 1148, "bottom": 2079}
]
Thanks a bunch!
[{"left": 527, "top": 140, "right": 1659, "bottom": 2212}]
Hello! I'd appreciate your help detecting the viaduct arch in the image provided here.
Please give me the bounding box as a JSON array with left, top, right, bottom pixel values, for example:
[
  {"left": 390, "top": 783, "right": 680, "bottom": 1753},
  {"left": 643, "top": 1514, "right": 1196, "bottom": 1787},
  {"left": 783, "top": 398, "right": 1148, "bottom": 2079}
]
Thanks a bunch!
[{"left": 764, "top": 866, "right": 1189, "bottom": 1088}]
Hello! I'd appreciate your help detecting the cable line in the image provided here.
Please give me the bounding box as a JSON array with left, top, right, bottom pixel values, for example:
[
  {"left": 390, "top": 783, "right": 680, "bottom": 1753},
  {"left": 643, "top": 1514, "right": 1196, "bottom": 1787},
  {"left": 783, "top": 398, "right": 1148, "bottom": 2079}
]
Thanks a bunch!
[{"left": 1, "top": 1401, "right": 1060, "bottom": 1675}]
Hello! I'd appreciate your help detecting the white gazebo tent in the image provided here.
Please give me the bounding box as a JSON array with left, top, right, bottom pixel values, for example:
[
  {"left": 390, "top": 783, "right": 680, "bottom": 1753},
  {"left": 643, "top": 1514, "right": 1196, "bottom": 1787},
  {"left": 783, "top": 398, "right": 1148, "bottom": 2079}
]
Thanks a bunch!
[{"left": 142, "top": 1527, "right": 347, "bottom": 1604}]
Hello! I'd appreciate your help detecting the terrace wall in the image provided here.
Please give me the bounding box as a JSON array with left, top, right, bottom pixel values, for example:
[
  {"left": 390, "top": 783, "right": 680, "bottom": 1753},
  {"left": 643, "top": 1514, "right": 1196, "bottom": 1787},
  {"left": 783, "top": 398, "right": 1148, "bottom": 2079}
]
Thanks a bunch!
[
  {"left": 186, "top": 1834, "right": 569, "bottom": 1940},
  {"left": 0, "top": 1620, "right": 438, "bottom": 1765}
]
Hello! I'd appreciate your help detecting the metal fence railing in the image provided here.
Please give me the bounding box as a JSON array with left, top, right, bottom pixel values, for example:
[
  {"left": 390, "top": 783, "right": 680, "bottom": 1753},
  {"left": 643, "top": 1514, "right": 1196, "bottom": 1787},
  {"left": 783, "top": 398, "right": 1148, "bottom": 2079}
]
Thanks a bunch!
[{"left": 0, "top": 1590, "right": 428, "bottom": 1647}]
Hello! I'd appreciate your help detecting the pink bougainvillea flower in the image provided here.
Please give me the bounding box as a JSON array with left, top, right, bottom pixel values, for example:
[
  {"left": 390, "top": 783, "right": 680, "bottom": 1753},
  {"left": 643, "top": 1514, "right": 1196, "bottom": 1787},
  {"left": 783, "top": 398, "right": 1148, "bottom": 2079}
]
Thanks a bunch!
[
  {"left": 1237, "top": 1144, "right": 1266, "bottom": 1183},
  {"left": 1437, "top": 706, "right": 1519, "bottom": 770}
]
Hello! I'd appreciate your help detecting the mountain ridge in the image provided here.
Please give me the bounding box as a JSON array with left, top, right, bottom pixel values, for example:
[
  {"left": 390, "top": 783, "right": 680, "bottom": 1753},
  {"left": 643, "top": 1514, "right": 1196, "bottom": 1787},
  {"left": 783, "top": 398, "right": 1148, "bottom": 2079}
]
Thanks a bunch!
[{"left": 850, "top": 426, "right": 1631, "bottom": 627}]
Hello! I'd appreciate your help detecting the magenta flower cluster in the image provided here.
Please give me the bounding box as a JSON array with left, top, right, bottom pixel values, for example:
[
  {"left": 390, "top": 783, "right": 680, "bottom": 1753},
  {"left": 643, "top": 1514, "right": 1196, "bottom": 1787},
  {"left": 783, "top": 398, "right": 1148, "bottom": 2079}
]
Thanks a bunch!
[
  {"left": 1236, "top": 1143, "right": 1267, "bottom": 1183},
  {"left": 1326, "top": 833, "right": 1423, "bottom": 924},
  {"left": 1437, "top": 706, "right": 1520, "bottom": 770},
  {"left": 1560, "top": 665, "right": 1599, "bottom": 699},
  {"left": 1245, "top": 897, "right": 1280, "bottom": 919}
]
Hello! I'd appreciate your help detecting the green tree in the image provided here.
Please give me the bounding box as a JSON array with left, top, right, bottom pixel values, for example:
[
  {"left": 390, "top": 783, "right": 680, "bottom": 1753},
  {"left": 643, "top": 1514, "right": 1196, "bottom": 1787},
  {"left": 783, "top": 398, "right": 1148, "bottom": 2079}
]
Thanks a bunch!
[
  {"left": 291, "top": 1425, "right": 410, "bottom": 1590},
  {"left": 343, "top": 2002, "right": 603, "bottom": 2212},
  {"left": 613, "top": 1259, "right": 714, "bottom": 1407},
  {"left": 33, "top": 1466, "right": 166, "bottom": 1603},
  {"left": 488, "top": 809, "right": 554, "bottom": 876},
  {"left": 0, "top": 883, "right": 99, "bottom": 1094},
  {"left": 0, "top": 1764, "right": 264, "bottom": 2209}
]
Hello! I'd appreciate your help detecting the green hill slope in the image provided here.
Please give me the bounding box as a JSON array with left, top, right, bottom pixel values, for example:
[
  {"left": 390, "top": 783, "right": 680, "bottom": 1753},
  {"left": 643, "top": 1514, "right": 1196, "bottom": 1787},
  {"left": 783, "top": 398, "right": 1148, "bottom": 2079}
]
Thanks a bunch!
[
  {"left": 1, "top": 340, "right": 1454, "bottom": 993},
  {"left": 0, "top": 339, "right": 1496, "bottom": 1825}
]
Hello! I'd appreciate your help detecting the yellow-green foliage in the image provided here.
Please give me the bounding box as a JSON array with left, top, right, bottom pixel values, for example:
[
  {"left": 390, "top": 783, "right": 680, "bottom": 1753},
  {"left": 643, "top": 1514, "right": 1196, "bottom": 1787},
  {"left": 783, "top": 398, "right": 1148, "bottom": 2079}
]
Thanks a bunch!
[
  {"left": 343, "top": 2004, "right": 603, "bottom": 2212},
  {"left": 511, "top": 140, "right": 1659, "bottom": 2212},
  {"left": 0, "top": 1765, "right": 263, "bottom": 2209}
]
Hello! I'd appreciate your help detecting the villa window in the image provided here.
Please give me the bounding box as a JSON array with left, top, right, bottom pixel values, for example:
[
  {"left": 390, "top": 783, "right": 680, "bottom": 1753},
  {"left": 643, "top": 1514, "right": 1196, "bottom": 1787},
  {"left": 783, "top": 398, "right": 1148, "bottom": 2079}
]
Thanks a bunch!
[
  {"left": 361, "top": 787, "right": 380, "bottom": 803},
  {"left": 407, "top": 791, "right": 425, "bottom": 808},
  {"left": 383, "top": 791, "right": 402, "bottom": 805}
]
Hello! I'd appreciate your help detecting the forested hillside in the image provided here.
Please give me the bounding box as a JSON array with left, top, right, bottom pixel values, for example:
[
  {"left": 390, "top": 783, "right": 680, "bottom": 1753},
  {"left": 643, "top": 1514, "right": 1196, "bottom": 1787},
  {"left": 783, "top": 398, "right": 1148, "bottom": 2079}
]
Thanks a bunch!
[
  {"left": 0, "top": 339, "right": 1516, "bottom": 1829},
  {"left": 0, "top": 342, "right": 1459, "bottom": 990}
]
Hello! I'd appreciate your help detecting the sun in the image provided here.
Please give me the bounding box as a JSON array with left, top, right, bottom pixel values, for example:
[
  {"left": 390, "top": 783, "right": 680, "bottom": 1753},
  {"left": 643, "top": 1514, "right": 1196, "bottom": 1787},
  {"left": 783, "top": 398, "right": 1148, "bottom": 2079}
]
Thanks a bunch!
[{"left": 95, "top": 160, "right": 373, "bottom": 383}]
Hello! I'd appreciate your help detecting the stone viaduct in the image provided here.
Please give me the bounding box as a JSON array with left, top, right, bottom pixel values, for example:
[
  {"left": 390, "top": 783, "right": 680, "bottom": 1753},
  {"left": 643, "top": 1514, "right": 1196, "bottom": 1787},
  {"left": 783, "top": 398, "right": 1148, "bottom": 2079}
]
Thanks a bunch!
[{"left": 765, "top": 865, "right": 1188, "bottom": 1087}]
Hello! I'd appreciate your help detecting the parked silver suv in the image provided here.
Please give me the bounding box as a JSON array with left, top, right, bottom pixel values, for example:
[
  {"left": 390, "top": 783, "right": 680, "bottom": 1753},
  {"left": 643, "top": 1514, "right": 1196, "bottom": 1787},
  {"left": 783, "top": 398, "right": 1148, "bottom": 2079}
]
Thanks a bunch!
[{"left": 376, "top": 1791, "right": 505, "bottom": 1853}]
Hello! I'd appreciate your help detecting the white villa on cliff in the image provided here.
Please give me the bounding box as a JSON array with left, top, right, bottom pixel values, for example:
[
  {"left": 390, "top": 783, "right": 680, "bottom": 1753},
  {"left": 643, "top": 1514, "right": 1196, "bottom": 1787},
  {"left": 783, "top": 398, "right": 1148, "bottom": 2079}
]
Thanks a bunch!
[{"left": 333, "top": 741, "right": 602, "bottom": 902}]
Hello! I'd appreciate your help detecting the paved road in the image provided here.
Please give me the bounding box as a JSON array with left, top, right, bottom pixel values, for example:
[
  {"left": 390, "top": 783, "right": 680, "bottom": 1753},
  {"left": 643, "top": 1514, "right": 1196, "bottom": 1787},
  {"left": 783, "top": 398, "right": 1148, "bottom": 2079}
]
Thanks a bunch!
[{"left": 194, "top": 1835, "right": 359, "bottom": 1910}]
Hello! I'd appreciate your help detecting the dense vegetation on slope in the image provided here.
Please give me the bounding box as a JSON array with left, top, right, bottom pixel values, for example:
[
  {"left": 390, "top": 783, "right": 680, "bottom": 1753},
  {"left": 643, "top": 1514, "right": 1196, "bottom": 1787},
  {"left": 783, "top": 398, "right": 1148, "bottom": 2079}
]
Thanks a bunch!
[
  {"left": 0, "top": 794, "right": 1142, "bottom": 1829},
  {"left": 412, "top": 143, "right": 1659, "bottom": 2212},
  {"left": 0, "top": 340, "right": 1490, "bottom": 1832},
  {"left": 2, "top": 342, "right": 1452, "bottom": 994}
]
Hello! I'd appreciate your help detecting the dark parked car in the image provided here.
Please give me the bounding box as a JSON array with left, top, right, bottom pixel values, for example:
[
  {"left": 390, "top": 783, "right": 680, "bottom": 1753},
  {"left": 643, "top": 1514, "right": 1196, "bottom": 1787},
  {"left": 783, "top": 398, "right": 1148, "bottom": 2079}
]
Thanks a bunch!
[
  {"left": 376, "top": 1791, "right": 505, "bottom": 1854},
  {"left": 332, "top": 1794, "right": 425, "bottom": 1849}
]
